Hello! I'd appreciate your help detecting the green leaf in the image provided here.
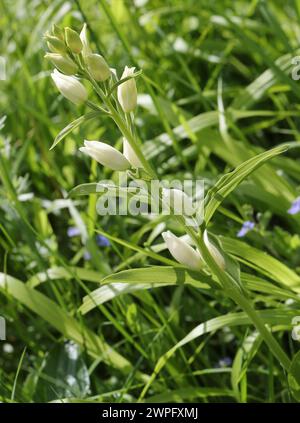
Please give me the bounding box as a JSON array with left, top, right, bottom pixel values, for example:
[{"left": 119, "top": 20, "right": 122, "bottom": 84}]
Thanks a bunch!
[
  {"left": 80, "top": 282, "right": 167, "bottom": 314},
  {"left": 204, "top": 143, "right": 291, "bottom": 224},
  {"left": 242, "top": 273, "right": 300, "bottom": 303},
  {"left": 209, "top": 232, "right": 244, "bottom": 295},
  {"left": 50, "top": 112, "right": 99, "bottom": 150},
  {"left": 80, "top": 266, "right": 213, "bottom": 314},
  {"left": 68, "top": 182, "right": 149, "bottom": 204},
  {"left": 221, "top": 237, "right": 300, "bottom": 291},
  {"left": 101, "top": 266, "right": 212, "bottom": 287},
  {"left": 27, "top": 266, "right": 103, "bottom": 288},
  {"left": 107, "top": 69, "right": 143, "bottom": 97},
  {"left": 68, "top": 182, "right": 100, "bottom": 196}
]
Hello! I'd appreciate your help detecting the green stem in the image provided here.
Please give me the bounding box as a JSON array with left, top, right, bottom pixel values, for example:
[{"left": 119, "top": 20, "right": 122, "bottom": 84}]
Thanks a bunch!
[
  {"left": 105, "top": 98, "right": 157, "bottom": 178},
  {"left": 172, "top": 215, "right": 291, "bottom": 372},
  {"left": 87, "top": 74, "right": 156, "bottom": 178},
  {"left": 229, "top": 287, "right": 291, "bottom": 371},
  {"left": 192, "top": 231, "right": 291, "bottom": 372}
]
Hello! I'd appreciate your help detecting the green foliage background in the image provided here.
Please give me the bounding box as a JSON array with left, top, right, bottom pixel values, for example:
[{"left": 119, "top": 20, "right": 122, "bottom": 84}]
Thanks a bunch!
[{"left": 1, "top": 0, "right": 300, "bottom": 403}]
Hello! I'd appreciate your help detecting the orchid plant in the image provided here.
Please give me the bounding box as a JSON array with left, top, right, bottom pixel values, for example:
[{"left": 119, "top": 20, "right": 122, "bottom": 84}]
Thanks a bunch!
[{"left": 45, "top": 23, "right": 300, "bottom": 397}]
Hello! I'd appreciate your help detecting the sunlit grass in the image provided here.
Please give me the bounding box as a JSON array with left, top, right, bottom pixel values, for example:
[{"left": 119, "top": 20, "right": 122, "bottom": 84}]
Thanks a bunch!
[{"left": 1, "top": 0, "right": 300, "bottom": 403}]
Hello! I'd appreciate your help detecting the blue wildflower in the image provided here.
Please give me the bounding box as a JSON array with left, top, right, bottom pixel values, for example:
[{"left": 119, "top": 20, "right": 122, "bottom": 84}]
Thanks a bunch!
[
  {"left": 217, "top": 357, "right": 232, "bottom": 368},
  {"left": 96, "top": 234, "right": 110, "bottom": 247},
  {"left": 67, "top": 226, "right": 81, "bottom": 237},
  {"left": 288, "top": 197, "right": 300, "bottom": 215},
  {"left": 237, "top": 221, "right": 255, "bottom": 238},
  {"left": 83, "top": 250, "right": 91, "bottom": 260}
]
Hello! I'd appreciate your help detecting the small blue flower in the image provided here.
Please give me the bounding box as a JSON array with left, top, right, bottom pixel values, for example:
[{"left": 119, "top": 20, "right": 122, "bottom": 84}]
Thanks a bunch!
[
  {"left": 83, "top": 250, "right": 91, "bottom": 261},
  {"left": 67, "top": 226, "right": 81, "bottom": 237},
  {"left": 288, "top": 197, "right": 300, "bottom": 215},
  {"left": 96, "top": 234, "right": 110, "bottom": 247},
  {"left": 237, "top": 221, "right": 255, "bottom": 238},
  {"left": 217, "top": 357, "right": 232, "bottom": 368}
]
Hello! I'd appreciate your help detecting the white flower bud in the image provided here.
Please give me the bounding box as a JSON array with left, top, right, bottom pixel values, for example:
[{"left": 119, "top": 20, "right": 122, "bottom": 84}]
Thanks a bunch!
[
  {"left": 203, "top": 230, "right": 225, "bottom": 270},
  {"left": 65, "top": 27, "right": 83, "bottom": 54},
  {"left": 162, "top": 188, "right": 195, "bottom": 216},
  {"left": 45, "top": 53, "right": 77, "bottom": 75},
  {"left": 117, "top": 66, "right": 137, "bottom": 113},
  {"left": 80, "top": 23, "right": 92, "bottom": 57},
  {"left": 51, "top": 70, "right": 88, "bottom": 104},
  {"left": 162, "top": 231, "right": 203, "bottom": 271},
  {"left": 52, "top": 24, "right": 64, "bottom": 40},
  {"left": 85, "top": 54, "right": 111, "bottom": 82},
  {"left": 79, "top": 140, "right": 131, "bottom": 171},
  {"left": 123, "top": 138, "right": 143, "bottom": 168},
  {"left": 46, "top": 35, "right": 66, "bottom": 54}
]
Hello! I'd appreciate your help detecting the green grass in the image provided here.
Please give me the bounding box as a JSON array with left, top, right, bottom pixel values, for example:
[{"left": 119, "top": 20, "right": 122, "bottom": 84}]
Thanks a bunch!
[{"left": 1, "top": 0, "right": 300, "bottom": 403}]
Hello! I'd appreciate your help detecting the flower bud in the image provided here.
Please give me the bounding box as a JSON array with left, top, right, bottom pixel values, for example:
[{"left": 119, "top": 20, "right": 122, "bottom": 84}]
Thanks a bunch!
[
  {"left": 203, "top": 230, "right": 225, "bottom": 270},
  {"left": 79, "top": 140, "right": 131, "bottom": 171},
  {"left": 45, "top": 53, "right": 78, "bottom": 75},
  {"left": 162, "top": 188, "right": 195, "bottom": 216},
  {"left": 65, "top": 27, "right": 83, "bottom": 54},
  {"left": 51, "top": 70, "right": 88, "bottom": 104},
  {"left": 45, "top": 35, "right": 66, "bottom": 53},
  {"left": 162, "top": 231, "right": 203, "bottom": 271},
  {"left": 117, "top": 66, "right": 137, "bottom": 113},
  {"left": 123, "top": 138, "right": 143, "bottom": 168},
  {"left": 80, "top": 23, "right": 92, "bottom": 57},
  {"left": 52, "top": 24, "right": 64, "bottom": 40},
  {"left": 85, "top": 54, "right": 111, "bottom": 81}
]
